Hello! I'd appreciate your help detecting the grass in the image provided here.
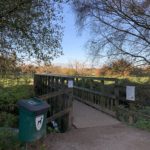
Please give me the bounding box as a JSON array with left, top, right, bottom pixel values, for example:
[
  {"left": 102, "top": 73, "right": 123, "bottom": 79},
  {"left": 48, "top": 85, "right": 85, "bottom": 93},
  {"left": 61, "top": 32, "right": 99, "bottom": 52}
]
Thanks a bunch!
[
  {"left": 0, "top": 74, "right": 33, "bottom": 87},
  {"left": 0, "top": 75, "right": 34, "bottom": 126},
  {"left": 134, "top": 117, "right": 150, "bottom": 131},
  {"left": 0, "top": 75, "right": 34, "bottom": 105},
  {"left": 117, "top": 76, "right": 150, "bottom": 85}
]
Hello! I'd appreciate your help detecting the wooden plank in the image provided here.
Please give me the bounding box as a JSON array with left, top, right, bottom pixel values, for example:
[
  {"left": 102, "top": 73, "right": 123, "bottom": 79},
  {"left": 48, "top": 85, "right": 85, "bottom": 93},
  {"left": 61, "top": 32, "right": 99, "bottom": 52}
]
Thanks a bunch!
[
  {"left": 46, "top": 108, "right": 71, "bottom": 123},
  {"left": 33, "top": 74, "right": 74, "bottom": 131},
  {"left": 35, "top": 73, "right": 118, "bottom": 82},
  {"left": 35, "top": 73, "right": 74, "bottom": 79},
  {"left": 74, "top": 76, "right": 118, "bottom": 82},
  {"left": 38, "top": 89, "right": 72, "bottom": 100},
  {"left": 74, "top": 86, "right": 115, "bottom": 99}
]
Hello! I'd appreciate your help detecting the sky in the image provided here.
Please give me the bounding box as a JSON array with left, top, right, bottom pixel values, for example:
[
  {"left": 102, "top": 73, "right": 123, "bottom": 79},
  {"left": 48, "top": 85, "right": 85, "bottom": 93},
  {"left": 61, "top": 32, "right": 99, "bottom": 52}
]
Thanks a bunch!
[{"left": 53, "top": 4, "right": 90, "bottom": 66}]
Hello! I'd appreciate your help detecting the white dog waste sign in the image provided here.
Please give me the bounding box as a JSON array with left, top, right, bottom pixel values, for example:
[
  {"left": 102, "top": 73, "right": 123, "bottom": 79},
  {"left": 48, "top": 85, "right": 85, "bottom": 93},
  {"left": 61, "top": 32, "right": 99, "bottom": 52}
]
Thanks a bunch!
[
  {"left": 126, "top": 86, "right": 135, "bottom": 101},
  {"left": 35, "top": 115, "right": 44, "bottom": 131},
  {"left": 68, "top": 80, "right": 73, "bottom": 88}
]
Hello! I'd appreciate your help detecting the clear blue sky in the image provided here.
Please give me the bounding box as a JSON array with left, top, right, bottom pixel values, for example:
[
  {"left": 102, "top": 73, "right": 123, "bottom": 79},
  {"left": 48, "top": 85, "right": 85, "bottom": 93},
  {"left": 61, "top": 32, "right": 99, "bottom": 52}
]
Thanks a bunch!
[{"left": 53, "top": 4, "right": 90, "bottom": 66}]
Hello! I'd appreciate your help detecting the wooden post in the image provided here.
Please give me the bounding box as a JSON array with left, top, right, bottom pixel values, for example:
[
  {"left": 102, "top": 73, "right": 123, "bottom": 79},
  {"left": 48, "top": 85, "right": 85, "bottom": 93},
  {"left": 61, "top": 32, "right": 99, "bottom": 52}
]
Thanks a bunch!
[
  {"left": 34, "top": 74, "right": 37, "bottom": 96},
  {"left": 128, "top": 114, "right": 133, "bottom": 124},
  {"left": 114, "top": 85, "right": 119, "bottom": 111},
  {"left": 68, "top": 79, "right": 74, "bottom": 129}
]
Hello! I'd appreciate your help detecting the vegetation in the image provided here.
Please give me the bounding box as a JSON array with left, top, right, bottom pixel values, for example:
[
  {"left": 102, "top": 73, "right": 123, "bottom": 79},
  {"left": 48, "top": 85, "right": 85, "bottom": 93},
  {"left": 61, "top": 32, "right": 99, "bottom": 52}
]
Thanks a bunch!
[
  {"left": 0, "top": 75, "right": 33, "bottom": 105},
  {"left": 0, "top": 75, "right": 34, "bottom": 123},
  {"left": 117, "top": 105, "right": 150, "bottom": 131},
  {"left": 0, "top": 75, "right": 34, "bottom": 149},
  {"left": 9, "top": 59, "right": 149, "bottom": 79},
  {"left": 0, "top": 0, "right": 63, "bottom": 63},
  {"left": 134, "top": 117, "right": 150, "bottom": 131},
  {"left": 0, "top": 112, "right": 18, "bottom": 127},
  {"left": 0, "top": 53, "right": 20, "bottom": 75},
  {"left": 0, "top": 128, "right": 22, "bottom": 150}
]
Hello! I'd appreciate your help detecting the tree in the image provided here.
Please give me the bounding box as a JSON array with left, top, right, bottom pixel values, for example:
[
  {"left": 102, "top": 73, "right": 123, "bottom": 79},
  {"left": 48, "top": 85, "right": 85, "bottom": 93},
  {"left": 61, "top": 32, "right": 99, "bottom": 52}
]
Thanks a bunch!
[
  {"left": 0, "top": 0, "right": 63, "bottom": 63},
  {"left": 96, "top": 59, "right": 133, "bottom": 76},
  {"left": 0, "top": 52, "right": 19, "bottom": 74},
  {"left": 68, "top": 60, "right": 88, "bottom": 76},
  {"left": 109, "top": 59, "right": 133, "bottom": 76},
  {"left": 72, "top": 0, "right": 150, "bottom": 65}
]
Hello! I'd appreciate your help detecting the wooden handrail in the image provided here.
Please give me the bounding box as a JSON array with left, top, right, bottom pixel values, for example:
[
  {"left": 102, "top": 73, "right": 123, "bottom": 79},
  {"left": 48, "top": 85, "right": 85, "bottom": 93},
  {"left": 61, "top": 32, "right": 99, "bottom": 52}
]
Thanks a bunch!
[
  {"left": 47, "top": 108, "right": 71, "bottom": 123},
  {"left": 74, "top": 86, "right": 115, "bottom": 99},
  {"left": 38, "top": 89, "right": 72, "bottom": 100}
]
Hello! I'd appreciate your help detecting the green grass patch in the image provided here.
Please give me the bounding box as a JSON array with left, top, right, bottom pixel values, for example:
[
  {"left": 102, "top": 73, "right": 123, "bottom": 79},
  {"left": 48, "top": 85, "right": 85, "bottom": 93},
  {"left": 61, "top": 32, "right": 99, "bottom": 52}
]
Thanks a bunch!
[
  {"left": 0, "top": 75, "right": 33, "bottom": 88},
  {"left": 0, "top": 75, "right": 34, "bottom": 128},
  {"left": 118, "top": 76, "right": 150, "bottom": 85},
  {"left": 134, "top": 118, "right": 150, "bottom": 131},
  {"left": 0, "top": 75, "right": 34, "bottom": 105}
]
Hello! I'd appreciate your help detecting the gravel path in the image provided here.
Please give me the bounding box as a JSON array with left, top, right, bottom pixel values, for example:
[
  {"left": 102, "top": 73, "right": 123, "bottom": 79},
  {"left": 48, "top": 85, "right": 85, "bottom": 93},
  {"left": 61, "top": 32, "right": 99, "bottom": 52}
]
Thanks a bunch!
[{"left": 43, "top": 100, "right": 150, "bottom": 150}]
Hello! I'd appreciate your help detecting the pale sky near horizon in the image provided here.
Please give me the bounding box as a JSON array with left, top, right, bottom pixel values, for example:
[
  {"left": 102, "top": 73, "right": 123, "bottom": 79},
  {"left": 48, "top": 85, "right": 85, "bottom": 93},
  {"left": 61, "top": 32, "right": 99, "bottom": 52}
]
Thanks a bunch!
[{"left": 53, "top": 4, "right": 91, "bottom": 66}]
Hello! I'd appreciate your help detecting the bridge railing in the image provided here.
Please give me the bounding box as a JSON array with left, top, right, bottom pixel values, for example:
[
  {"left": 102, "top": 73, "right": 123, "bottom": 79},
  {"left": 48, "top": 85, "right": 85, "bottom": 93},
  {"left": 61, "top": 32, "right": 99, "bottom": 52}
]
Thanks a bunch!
[
  {"left": 34, "top": 74, "right": 74, "bottom": 131},
  {"left": 34, "top": 75, "right": 119, "bottom": 125},
  {"left": 115, "top": 84, "right": 150, "bottom": 124},
  {"left": 73, "top": 76, "right": 119, "bottom": 117},
  {"left": 34, "top": 74, "right": 150, "bottom": 126}
]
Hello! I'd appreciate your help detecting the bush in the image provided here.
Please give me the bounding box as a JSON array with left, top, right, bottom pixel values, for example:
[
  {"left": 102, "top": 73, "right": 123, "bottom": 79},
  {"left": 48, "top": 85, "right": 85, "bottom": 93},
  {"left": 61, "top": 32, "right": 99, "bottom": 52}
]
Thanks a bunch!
[
  {"left": 134, "top": 118, "right": 150, "bottom": 131},
  {"left": 0, "top": 128, "right": 22, "bottom": 150},
  {"left": 0, "top": 112, "right": 18, "bottom": 128}
]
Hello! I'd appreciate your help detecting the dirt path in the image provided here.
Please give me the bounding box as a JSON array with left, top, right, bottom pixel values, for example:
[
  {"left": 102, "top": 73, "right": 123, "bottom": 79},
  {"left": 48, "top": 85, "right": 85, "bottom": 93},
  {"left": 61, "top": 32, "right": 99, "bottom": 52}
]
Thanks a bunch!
[{"left": 43, "top": 100, "right": 150, "bottom": 150}]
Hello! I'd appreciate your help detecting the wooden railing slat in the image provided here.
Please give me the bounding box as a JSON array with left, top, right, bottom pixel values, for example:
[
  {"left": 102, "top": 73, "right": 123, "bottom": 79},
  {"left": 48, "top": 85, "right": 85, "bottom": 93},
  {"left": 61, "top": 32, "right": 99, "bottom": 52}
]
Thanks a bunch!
[{"left": 74, "top": 86, "right": 115, "bottom": 99}]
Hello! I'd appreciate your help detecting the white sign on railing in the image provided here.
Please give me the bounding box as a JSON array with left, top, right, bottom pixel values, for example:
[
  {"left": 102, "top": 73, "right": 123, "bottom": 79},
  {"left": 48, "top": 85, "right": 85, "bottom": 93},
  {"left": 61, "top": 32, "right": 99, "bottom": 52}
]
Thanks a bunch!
[
  {"left": 126, "top": 86, "right": 135, "bottom": 101},
  {"left": 68, "top": 80, "right": 73, "bottom": 88}
]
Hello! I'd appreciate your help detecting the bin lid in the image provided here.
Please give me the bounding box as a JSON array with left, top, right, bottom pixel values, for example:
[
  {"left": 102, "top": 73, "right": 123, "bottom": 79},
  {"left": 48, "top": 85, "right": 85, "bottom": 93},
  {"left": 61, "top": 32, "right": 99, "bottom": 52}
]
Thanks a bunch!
[{"left": 18, "top": 98, "right": 49, "bottom": 113}]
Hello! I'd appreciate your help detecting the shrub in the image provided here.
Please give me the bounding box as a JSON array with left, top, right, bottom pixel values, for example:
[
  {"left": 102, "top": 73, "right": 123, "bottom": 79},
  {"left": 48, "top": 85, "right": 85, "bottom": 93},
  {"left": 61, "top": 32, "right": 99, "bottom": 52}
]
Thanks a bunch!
[
  {"left": 134, "top": 118, "right": 150, "bottom": 131},
  {"left": 0, "top": 112, "right": 18, "bottom": 128},
  {"left": 0, "top": 128, "right": 22, "bottom": 150}
]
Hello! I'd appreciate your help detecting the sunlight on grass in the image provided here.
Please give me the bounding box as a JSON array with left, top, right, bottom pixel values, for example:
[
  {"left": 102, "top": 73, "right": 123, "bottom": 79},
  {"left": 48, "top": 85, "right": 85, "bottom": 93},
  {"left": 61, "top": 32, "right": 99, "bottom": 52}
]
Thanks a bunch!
[
  {"left": 0, "top": 75, "right": 34, "bottom": 105},
  {"left": 0, "top": 76, "right": 33, "bottom": 88}
]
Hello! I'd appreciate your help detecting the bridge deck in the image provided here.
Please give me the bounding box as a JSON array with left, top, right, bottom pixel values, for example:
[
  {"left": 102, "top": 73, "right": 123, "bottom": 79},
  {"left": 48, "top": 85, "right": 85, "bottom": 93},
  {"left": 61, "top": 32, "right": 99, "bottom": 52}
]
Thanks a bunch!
[
  {"left": 73, "top": 100, "right": 120, "bottom": 128},
  {"left": 42, "top": 100, "right": 150, "bottom": 150}
]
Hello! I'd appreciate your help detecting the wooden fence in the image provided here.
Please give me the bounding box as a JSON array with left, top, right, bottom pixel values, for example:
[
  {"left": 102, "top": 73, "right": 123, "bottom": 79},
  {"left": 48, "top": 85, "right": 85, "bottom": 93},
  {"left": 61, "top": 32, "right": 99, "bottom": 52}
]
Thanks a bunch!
[
  {"left": 73, "top": 76, "right": 150, "bottom": 122},
  {"left": 34, "top": 74, "right": 74, "bottom": 131},
  {"left": 116, "top": 85, "right": 150, "bottom": 106},
  {"left": 115, "top": 84, "right": 150, "bottom": 124},
  {"left": 73, "top": 76, "right": 119, "bottom": 117}
]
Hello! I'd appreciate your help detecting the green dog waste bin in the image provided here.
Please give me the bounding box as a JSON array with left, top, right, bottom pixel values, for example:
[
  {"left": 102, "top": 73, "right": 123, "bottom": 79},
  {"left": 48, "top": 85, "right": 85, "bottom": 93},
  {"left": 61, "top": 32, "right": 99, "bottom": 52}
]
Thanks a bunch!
[{"left": 18, "top": 98, "right": 49, "bottom": 142}]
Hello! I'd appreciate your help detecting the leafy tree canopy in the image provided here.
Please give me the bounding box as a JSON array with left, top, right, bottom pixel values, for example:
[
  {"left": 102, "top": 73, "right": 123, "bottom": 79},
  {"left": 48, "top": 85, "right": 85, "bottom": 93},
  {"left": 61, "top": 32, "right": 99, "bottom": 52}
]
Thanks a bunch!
[
  {"left": 0, "top": 0, "right": 64, "bottom": 63},
  {"left": 72, "top": 0, "right": 150, "bottom": 66}
]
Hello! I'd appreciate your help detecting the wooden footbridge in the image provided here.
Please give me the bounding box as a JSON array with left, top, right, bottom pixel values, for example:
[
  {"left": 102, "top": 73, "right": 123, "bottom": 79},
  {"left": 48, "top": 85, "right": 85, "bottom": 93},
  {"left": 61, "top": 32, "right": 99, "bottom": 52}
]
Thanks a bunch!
[
  {"left": 34, "top": 74, "right": 150, "bottom": 129},
  {"left": 33, "top": 74, "right": 150, "bottom": 150},
  {"left": 34, "top": 74, "right": 121, "bottom": 130}
]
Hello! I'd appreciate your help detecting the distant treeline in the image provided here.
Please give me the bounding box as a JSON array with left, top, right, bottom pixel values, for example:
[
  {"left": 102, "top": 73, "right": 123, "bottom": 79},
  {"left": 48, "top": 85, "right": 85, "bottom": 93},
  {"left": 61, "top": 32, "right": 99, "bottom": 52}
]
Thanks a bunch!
[
  {"left": 0, "top": 55, "right": 149, "bottom": 77},
  {"left": 95, "top": 59, "right": 150, "bottom": 77}
]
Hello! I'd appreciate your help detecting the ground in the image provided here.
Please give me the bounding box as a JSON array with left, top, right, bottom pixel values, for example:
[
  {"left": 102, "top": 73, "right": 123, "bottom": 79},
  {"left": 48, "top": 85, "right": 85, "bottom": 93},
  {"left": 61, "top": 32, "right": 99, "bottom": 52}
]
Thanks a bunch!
[{"left": 42, "top": 100, "right": 150, "bottom": 150}]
